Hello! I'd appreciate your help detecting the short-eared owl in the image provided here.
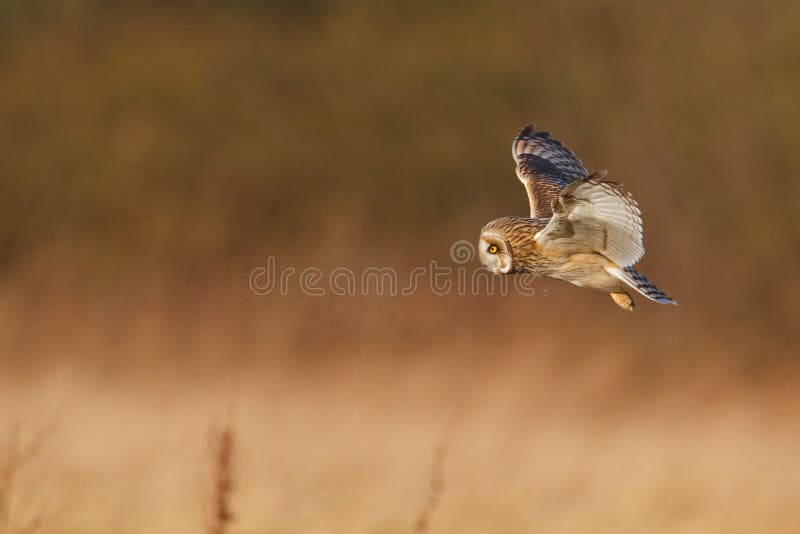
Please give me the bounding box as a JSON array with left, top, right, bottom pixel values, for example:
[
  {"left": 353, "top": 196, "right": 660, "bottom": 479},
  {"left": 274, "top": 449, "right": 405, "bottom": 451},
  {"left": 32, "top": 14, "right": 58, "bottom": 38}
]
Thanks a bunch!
[{"left": 479, "top": 124, "right": 676, "bottom": 311}]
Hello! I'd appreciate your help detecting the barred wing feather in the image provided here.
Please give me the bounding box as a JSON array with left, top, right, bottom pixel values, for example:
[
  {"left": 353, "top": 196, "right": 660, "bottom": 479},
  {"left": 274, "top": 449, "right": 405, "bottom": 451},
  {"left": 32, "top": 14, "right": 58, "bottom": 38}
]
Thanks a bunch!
[{"left": 512, "top": 124, "right": 589, "bottom": 218}]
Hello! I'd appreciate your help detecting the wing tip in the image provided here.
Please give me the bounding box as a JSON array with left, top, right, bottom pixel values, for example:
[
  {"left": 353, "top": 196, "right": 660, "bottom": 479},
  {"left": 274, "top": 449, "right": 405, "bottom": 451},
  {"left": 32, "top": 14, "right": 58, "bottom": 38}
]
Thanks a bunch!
[
  {"left": 518, "top": 123, "right": 549, "bottom": 137},
  {"left": 513, "top": 122, "right": 563, "bottom": 160},
  {"left": 513, "top": 124, "right": 535, "bottom": 156}
]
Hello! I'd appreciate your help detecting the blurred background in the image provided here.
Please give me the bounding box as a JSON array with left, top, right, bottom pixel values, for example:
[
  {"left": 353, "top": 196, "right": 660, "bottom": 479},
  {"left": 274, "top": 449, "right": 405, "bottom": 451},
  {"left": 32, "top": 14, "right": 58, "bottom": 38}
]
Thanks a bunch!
[{"left": 1, "top": 1, "right": 799, "bottom": 532}]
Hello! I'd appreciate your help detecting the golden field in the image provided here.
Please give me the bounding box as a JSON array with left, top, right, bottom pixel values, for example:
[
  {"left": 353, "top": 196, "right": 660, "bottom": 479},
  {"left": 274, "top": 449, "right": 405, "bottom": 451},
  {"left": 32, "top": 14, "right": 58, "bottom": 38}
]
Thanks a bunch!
[
  {"left": 2, "top": 270, "right": 799, "bottom": 533},
  {"left": 1, "top": 1, "right": 799, "bottom": 532}
]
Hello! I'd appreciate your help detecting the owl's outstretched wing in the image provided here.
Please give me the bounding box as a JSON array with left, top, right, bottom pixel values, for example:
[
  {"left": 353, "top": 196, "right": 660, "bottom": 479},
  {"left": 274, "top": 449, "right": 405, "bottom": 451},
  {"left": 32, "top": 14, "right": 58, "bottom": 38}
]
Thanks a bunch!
[
  {"left": 512, "top": 124, "right": 589, "bottom": 218},
  {"left": 535, "top": 173, "right": 644, "bottom": 267}
]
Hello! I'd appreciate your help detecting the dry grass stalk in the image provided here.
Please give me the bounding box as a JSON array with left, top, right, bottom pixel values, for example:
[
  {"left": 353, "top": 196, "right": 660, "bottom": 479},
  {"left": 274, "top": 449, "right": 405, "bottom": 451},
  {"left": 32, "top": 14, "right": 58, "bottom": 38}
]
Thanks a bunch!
[
  {"left": 206, "top": 422, "right": 236, "bottom": 534},
  {"left": 413, "top": 442, "right": 447, "bottom": 534},
  {"left": 0, "top": 422, "right": 51, "bottom": 534}
]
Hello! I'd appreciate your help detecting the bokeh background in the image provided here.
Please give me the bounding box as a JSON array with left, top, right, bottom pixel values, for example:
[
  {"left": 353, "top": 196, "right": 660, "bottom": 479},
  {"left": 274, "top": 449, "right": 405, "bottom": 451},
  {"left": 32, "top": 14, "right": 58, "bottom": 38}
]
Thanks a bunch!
[{"left": 1, "top": 1, "right": 799, "bottom": 532}]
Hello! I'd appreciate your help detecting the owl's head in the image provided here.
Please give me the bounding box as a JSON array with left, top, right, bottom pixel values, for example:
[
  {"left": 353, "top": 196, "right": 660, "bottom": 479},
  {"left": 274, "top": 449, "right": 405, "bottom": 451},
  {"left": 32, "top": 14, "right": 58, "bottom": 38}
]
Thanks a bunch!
[{"left": 478, "top": 228, "right": 513, "bottom": 274}]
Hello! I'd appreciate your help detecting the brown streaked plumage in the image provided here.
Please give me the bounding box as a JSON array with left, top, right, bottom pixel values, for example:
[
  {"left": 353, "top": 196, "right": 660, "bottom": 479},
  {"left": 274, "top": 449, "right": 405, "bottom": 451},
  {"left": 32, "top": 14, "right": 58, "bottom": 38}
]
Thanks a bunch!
[{"left": 478, "top": 124, "right": 676, "bottom": 310}]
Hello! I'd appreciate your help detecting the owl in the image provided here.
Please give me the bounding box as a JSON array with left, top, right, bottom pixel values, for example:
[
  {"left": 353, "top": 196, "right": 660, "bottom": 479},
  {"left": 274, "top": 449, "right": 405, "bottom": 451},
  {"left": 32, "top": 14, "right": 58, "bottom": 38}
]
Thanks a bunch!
[{"left": 479, "top": 124, "right": 676, "bottom": 311}]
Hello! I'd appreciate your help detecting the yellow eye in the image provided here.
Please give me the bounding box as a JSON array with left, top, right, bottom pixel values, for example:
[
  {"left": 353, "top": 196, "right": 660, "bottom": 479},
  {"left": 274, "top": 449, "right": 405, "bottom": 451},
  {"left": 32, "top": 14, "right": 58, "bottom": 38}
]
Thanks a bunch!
[{"left": 487, "top": 244, "right": 499, "bottom": 254}]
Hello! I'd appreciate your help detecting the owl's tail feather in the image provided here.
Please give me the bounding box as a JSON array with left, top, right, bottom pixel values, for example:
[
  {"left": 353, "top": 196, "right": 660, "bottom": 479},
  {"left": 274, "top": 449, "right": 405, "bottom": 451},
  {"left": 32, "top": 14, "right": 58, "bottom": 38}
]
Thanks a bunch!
[{"left": 607, "top": 266, "right": 677, "bottom": 305}]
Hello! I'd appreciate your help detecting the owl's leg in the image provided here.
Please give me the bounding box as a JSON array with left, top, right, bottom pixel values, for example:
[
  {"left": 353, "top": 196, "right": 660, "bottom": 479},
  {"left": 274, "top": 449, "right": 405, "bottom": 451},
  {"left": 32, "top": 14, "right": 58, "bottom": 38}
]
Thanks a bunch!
[{"left": 610, "top": 291, "right": 635, "bottom": 311}]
